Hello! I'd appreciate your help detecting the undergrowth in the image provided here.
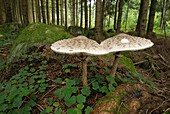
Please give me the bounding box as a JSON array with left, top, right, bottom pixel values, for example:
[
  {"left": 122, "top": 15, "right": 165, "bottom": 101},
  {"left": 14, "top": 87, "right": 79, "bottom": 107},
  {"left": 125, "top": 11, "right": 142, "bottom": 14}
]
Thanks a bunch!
[
  {"left": 0, "top": 52, "right": 48, "bottom": 113},
  {"left": 0, "top": 49, "right": 157, "bottom": 113}
]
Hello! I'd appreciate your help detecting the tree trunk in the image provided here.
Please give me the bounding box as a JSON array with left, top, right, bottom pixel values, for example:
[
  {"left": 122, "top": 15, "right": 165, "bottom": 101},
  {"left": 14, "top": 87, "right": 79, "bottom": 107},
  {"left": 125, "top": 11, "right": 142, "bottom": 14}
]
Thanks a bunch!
[
  {"left": 41, "top": 0, "right": 46, "bottom": 23},
  {"left": 35, "top": 0, "right": 41, "bottom": 22},
  {"left": 125, "top": 0, "right": 130, "bottom": 32},
  {"left": 70, "top": 0, "right": 75, "bottom": 26},
  {"left": 4, "top": 0, "right": 12, "bottom": 23},
  {"left": 89, "top": 0, "right": 91, "bottom": 29},
  {"left": 0, "top": 0, "right": 5, "bottom": 24},
  {"left": 28, "top": 0, "right": 33, "bottom": 23},
  {"left": 160, "top": 0, "right": 167, "bottom": 29},
  {"left": 84, "top": 0, "right": 88, "bottom": 30},
  {"left": 76, "top": 0, "right": 78, "bottom": 26},
  {"left": 22, "top": 0, "right": 29, "bottom": 26},
  {"left": 116, "top": 0, "right": 123, "bottom": 33},
  {"left": 16, "top": 0, "right": 21, "bottom": 23},
  {"left": 136, "top": 0, "right": 149, "bottom": 37},
  {"left": 60, "top": 0, "right": 63, "bottom": 26},
  {"left": 0, "top": 0, "right": 3, "bottom": 24},
  {"left": 95, "top": 0, "right": 104, "bottom": 42},
  {"left": 56, "top": 0, "right": 59, "bottom": 25},
  {"left": 32, "top": 0, "right": 35, "bottom": 23},
  {"left": 52, "top": 0, "right": 55, "bottom": 24},
  {"left": 147, "top": 0, "right": 157, "bottom": 36},
  {"left": 46, "top": 0, "right": 50, "bottom": 24},
  {"left": 101, "top": 0, "right": 105, "bottom": 30},
  {"left": 11, "top": 0, "right": 16, "bottom": 22},
  {"left": 65, "top": 0, "right": 67, "bottom": 29},
  {"left": 19, "top": 0, "right": 24, "bottom": 25},
  {"left": 80, "top": 0, "right": 83, "bottom": 27},
  {"left": 114, "top": 0, "right": 118, "bottom": 31}
]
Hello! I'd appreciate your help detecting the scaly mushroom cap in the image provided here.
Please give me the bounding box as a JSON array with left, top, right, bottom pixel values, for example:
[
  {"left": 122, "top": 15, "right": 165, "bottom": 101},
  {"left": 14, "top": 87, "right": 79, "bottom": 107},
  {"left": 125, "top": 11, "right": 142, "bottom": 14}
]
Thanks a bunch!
[
  {"left": 51, "top": 36, "right": 109, "bottom": 55},
  {"left": 100, "top": 33, "right": 154, "bottom": 52}
]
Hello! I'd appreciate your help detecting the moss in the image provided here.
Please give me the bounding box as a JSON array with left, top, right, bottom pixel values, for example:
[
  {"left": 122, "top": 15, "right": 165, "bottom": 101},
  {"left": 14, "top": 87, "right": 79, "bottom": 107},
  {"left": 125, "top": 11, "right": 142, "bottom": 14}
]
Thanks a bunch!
[{"left": 9, "top": 23, "right": 73, "bottom": 62}]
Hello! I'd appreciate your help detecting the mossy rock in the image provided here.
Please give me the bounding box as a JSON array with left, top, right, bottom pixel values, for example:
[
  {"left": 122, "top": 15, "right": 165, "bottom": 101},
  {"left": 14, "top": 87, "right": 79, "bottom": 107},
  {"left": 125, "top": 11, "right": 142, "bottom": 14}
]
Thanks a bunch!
[{"left": 9, "top": 23, "right": 73, "bottom": 62}]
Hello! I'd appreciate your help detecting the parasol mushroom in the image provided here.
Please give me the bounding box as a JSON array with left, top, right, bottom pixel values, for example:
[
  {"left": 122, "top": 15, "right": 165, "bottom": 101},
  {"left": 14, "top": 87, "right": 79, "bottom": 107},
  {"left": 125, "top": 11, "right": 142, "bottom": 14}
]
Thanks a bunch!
[
  {"left": 100, "top": 33, "right": 154, "bottom": 77},
  {"left": 51, "top": 35, "right": 108, "bottom": 86}
]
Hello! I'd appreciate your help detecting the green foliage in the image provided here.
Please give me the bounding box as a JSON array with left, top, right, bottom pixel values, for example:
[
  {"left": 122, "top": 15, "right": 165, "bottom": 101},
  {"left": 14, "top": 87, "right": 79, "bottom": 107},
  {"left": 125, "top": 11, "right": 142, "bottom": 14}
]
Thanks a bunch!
[
  {"left": 0, "top": 60, "right": 6, "bottom": 70},
  {"left": 54, "top": 78, "right": 93, "bottom": 113},
  {"left": 0, "top": 23, "right": 21, "bottom": 39},
  {"left": 62, "top": 63, "right": 78, "bottom": 73},
  {"left": 9, "top": 23, "right": 73, "bottom": 62},
  {"left": 0, "top": 52, "right": 48, "bottom": 113},
  {"left": 90, "top": 74, "right": 117, "bottom": 94}
]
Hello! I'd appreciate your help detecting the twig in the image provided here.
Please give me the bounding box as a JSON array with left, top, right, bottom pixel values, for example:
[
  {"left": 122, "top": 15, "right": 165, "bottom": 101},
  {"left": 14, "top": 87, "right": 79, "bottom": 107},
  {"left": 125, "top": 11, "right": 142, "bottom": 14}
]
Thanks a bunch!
[
  {"left": 36, "top": 103, "right": 45, "bottom": 111},
  {"left": 159, "top": 60, "right": 170, "bottom": 68},
  {"left": 117, "top": 101, "right": 123, "bottom": 114},
  {"left": 158, "top": 54, "right": 166, "bottom": 62},
  {"left": 149, "top": 100, "right": 170, "bottom": 114},
  {"left": 134, "top": 60, "right": 148, "bottom": 65},
  {"left": 26, "top": 96, "right": 44, "bottom": 112},
  {"left": 40, "top": 86, "right": 57, "bottom": 100}
]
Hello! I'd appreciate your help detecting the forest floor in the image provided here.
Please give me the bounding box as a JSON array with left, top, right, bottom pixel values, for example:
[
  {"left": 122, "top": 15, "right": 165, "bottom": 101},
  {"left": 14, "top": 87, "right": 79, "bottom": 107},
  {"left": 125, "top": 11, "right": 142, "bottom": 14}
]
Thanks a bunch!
[{"left": 0, "top": 35, "right": 170, "bottom": 114}]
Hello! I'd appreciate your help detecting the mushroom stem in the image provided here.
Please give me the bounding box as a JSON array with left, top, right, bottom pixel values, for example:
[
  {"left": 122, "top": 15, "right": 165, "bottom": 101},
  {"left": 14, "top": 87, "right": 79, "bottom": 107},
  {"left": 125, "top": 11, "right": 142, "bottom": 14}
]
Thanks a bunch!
[
  {"left": 82, "top": 56, "right": 88, "bottom": 86},
  {"left": 110, "top": 52, "right": 120, "bottom": 77}
]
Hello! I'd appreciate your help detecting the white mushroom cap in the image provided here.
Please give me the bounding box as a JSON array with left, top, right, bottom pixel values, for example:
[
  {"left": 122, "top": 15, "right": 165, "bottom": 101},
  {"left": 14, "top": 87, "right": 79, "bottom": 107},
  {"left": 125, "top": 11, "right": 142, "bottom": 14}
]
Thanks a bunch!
[
  {"left": 51, "top": 36, "right": 109, "bottom": 55},
  {"left": 100, "top": 33, "right": 154, "bottom": 52}
]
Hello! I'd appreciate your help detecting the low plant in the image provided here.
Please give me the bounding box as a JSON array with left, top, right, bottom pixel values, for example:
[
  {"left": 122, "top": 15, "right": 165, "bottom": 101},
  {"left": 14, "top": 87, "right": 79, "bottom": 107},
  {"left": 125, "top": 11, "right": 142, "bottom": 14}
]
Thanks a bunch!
[
  {"left": 53, "top": 78, "right": 93, "bottom": 114},
  {"left": 0, "top": 52, "right": 48, "bottom": 113}
]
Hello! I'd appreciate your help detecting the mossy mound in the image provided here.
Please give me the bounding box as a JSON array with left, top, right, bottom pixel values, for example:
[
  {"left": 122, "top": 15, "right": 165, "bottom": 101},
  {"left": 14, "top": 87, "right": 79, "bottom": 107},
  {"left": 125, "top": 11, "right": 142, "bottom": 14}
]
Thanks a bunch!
[{"left": 9, "top": 23, "right": 73, "bottom": 62}]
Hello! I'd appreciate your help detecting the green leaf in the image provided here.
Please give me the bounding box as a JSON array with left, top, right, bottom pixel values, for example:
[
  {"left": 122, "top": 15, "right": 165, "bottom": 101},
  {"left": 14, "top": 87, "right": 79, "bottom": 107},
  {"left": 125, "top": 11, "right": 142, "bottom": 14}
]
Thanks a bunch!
[
  {"left": 49, "top": 98, "right": 53, "bottom": 105},
  {"left": 54, "top": 108, "right": 62, "bottom": 114},
  {"left": 65, "top": 96, "right": 76, "bottom": 107},
  {"left": 75, "top": 108, "right": 82, "bottom": 114},
  {"left": 108, "top": 84, "right": 116, "bottom": 92},
  {"left": 90, "top": 66, "right": 97, "bottom": 71},
  {"left": 65, "top": 69, "right": 70, "bottom": 73},
  {"left": 106, "top": 75, "right": 115, "bottom": 84},
  {"left": 67, "top": 108, "right": 76, "bottom": 114},
  {"left": 24, "top": 66, "right": 29, "bottom": 70},
  {"left": 76, "top": 94, "right": 86, "bottom": 104},
  {"left": 29, "top": 77, "right": 35, "bottom": 84},
  {"left": 99, "top": 86, "right": 109, "bottom": 93},
  {"left": 46, "top": 106, "right": 52, "bottom": 113},
  {"left": 12, "top": 97, "right": 23, "bottom": 108},
  {"left": 53, "top": 102, "right": 59, "bottom": 107},
  {"left": 77, "top": 103, "right": 84, "bottom": 110},
  {"left": 71, "top": 64, "right": 77, "bottom": 67},
  {"left": 107, "top": 75, "right": 118, "bottom": 86},
  {"left": 54, "top": 78, "right": 62, "bottom": 84},
  {"left": 55, "top": 89, "right": 64, "bottom": 99},
  {"left": 81, "top": 86, "right": 91, "bottom": 96},
  {"left": 66, "top": 79, "right": 75, "bottom": 87},
  {"left": 92, "top": 82, "right": 99, "bottom": 90},
  {"left": 62, "top": 64, "right": 69, "bottom": 68},
  {"left": 74, "top": 78, "right": 81, "bottom": 85},
  {"left": 0, "top": 104, "right": 8, "bottom": 111},
  {"left": 85, "top": 106, "right": 93, "bottom": 114},
  {"left": 30, "top": 68, "right": 35, "bottom": 73}
]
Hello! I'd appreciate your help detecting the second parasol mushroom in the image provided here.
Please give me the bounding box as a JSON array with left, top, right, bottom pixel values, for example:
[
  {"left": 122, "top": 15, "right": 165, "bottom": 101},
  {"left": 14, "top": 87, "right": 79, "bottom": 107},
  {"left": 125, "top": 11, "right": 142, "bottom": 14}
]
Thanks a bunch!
[
  {"left": 51, "top": 36, "right": 108, "bottom": 86},
  {"left": 100, "top": 33, "right": 154, "bottom": 77}
]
